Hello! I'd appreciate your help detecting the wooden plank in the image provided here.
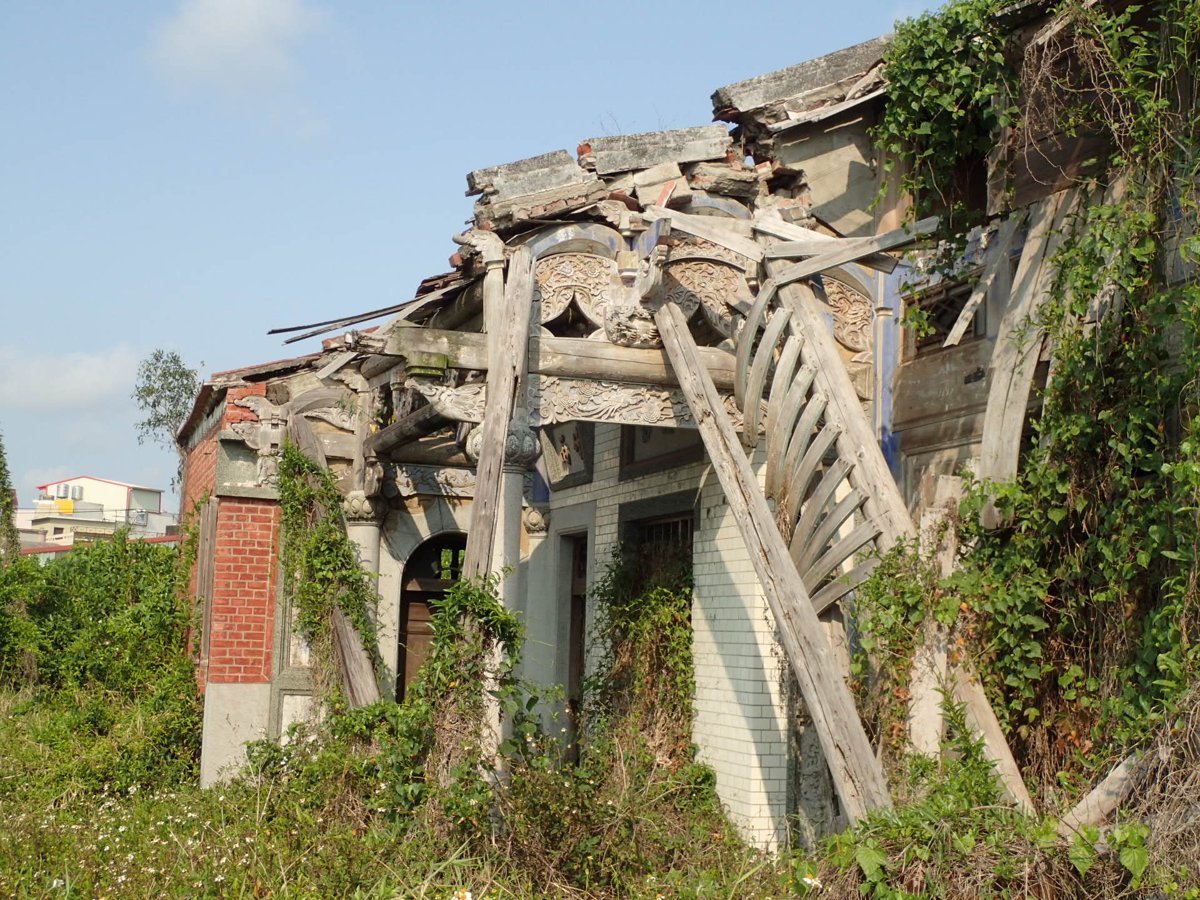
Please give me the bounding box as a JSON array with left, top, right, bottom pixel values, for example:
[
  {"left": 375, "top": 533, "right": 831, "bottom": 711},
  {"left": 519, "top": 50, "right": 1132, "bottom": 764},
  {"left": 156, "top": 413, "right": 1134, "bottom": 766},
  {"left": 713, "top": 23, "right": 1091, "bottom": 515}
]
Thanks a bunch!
[
  {"left": 779, "top": 393, "right": 828, "bottom": 512},
  {"left": 742, "top": 307, "right": 792, "bottom": 447},
  {"left": 765, "top": 334, "right": 804, "bottom": 438},
  {"left": 793, "top": 487, "right": 866, "bottom": 573},
  {"left": 387, "top": 328, "right": 738, "bottom": 390},
  {"left": 1057, "top": 754, "right": 1141, "bottom": 836},
  {"left": 734, "top": 278, "right": 780, "bottom": 406},
  {"left": 952, "top": 666, "right": 1037, "bottom": 815},
  {"left": 791, "top": 458, "right": 853, "bottom": 551},
  {"left": 784, "top": 423, "right": 842, "bottom": 535},
  {"left": 752, "top": 215, "right": 899, "bottom": 273},
  {"left": 810, "top": 556, "right": 880, "bottom": 614},
  {"left": 771, "top": 275, "right": 916, "bottom": 549},
  {"left": 771, "top": 216, "right": 939, "bottom": 288},
  {"left": 943, "top": 212, "right": 1024, "bottom": 348},
  {"left": 802, "top": 518, "right": 880, "bottom": 591},
  {"left": 644, "top": 205, "right": 765, "bottom": 261},
  {"left": 315, "top": 350, "right": 357, "bottom": 382},
  {"left": 978, "top": 189, "right": 1080, "bottom": 499},
  {"left": 462, "top": 247, "right": 535, "bottom": 579},
  {"left": 765, "top": 364, "right": 817, "bottom": 497},
  {"left": 654, "top": 299, "right": 892, "bottom": 821},
  {"left": 332, "top": 606, "right": 381, "bottom": 707},
  {"left": 764, "top": 235, "right": 882, "bottom": 259}
]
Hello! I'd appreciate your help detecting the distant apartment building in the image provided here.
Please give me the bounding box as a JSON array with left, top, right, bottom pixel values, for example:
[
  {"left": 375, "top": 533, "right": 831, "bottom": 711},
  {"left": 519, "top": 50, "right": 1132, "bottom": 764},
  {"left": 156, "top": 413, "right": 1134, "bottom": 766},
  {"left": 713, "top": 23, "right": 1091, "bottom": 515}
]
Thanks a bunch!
[{"left": 17, "top": 476, "right": 178, "bottom": 547}]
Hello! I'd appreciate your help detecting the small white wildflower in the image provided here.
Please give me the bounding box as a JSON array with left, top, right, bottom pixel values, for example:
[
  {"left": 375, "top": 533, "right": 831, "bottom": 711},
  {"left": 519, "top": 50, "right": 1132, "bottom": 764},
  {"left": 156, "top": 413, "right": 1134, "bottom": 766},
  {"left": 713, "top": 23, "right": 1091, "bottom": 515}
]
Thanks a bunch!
[{"left": 802, "top": 872, "right": 824, "bottom": 889}]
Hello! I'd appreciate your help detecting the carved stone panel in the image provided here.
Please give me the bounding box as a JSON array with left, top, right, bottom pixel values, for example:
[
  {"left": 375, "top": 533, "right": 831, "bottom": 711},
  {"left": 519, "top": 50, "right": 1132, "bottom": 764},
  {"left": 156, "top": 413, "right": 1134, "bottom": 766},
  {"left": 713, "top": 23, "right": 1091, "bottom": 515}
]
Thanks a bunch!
[{"left": 533, "top": 253, "right": 618, "bottom": 326}]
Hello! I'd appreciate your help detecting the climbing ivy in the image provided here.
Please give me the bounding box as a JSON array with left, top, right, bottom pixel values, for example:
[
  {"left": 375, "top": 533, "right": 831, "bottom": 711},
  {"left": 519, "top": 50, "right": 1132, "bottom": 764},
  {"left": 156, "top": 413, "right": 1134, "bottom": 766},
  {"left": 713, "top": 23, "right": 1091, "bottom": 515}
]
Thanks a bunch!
[
  {"left": 874, "top": 0, "right": 1017, "bottom": 245},
  {"left": 277, "top": 443, "right": 381, "bottom": 696},
  {"left": 869, "top": 0, "right": 1200, "bottom": 797}
]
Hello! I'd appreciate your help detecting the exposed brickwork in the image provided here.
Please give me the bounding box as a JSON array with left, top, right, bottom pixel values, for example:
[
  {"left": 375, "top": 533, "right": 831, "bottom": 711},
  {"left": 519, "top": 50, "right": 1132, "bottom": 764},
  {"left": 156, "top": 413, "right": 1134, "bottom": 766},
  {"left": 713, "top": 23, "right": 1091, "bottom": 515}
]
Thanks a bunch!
[
  {"left": 206, "top": 497, "right": 279, "bottom": 684},
  {"left": 224, "top": 385, "right": 265, "bottom": 426}
]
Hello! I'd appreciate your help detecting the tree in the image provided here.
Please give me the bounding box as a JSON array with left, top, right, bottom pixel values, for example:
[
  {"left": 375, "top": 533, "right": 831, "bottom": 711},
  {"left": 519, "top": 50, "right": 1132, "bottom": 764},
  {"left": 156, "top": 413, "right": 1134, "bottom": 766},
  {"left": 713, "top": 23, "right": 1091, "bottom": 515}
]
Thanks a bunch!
[
  {"left": 132, "top": 350, "right": 202, "bottom": 487},
  {"left": 0, "top": 430, "right": 19, "bottom": 563}
]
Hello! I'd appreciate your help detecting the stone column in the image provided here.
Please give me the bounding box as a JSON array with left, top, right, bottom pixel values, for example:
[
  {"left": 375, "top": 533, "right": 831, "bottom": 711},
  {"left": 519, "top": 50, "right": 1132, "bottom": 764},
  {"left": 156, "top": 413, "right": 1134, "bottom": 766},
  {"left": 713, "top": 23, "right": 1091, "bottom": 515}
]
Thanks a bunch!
[
  {"left": 342, "top": 490, "right": 383, "bottom": 586},
  {"left": 520, "top": 505, "right": 554, "bottom": 686}
]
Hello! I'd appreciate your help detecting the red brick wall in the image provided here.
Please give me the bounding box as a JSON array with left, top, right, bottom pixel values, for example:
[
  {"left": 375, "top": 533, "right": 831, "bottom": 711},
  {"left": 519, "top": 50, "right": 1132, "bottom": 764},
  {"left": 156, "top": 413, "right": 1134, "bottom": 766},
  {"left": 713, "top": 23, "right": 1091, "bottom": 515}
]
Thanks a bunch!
[
  {"left": 180, "top": 382, "right": 279, "bottom": 686},
  {"left": 207, "top": 497, "right": 279, "bottom": 683}
]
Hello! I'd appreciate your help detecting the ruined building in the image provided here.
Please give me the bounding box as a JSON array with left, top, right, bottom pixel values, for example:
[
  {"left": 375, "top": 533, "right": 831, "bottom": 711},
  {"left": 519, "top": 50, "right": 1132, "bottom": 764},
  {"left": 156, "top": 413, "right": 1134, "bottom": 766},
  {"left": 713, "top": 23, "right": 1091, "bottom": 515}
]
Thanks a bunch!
[{"left": 177, "top": 13, "right": 1193, "bottom": 847}]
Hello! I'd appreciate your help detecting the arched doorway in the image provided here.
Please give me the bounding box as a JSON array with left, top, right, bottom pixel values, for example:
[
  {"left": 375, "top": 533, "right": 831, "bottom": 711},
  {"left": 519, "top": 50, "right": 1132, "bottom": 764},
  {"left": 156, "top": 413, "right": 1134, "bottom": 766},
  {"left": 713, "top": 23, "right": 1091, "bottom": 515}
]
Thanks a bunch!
[{"left": 397, "top": 532, "right": 467, "bottom": 700}]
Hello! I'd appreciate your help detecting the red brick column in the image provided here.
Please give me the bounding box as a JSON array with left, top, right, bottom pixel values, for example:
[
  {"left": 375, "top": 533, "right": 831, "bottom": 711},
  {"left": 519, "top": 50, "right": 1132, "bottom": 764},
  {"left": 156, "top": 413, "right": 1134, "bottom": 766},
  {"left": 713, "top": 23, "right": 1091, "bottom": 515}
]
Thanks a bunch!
[{"left": 207, "top": 498, "right": 279, "bottom": 683}]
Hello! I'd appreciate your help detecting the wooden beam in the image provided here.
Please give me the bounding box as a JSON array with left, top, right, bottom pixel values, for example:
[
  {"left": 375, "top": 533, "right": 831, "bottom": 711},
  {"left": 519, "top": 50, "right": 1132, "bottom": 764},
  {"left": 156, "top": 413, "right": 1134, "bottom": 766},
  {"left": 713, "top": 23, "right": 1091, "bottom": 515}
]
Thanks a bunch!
[
  {"left": 386, "top": 327, "right": 738, "bottom": 390},
  {"left": 1057, "top": 754, "right": 1141, "bottom": 836},
  {"left": 654, "top": 299, "right": 892, "bottom": 822},
  {"left": 462, "top": 247, "right": 535, "bottom": 579},
  {"left": 363, "top": 406, "right": 448, "bottom": 457},
  {"left": 952, "top": 666, "right": 1037, "bottom": 815},
  {"left": 770, "top": 217, "right": 939, "bottom": 288},
  {"left": 752, "top": 215, "right": 899, "bottom": 273},
  {"left": 943, "top": 213, "right": 1025, "bottom": 348},
  {"left": 978, "top": 189, "right": 1080, "bottom": 515}
]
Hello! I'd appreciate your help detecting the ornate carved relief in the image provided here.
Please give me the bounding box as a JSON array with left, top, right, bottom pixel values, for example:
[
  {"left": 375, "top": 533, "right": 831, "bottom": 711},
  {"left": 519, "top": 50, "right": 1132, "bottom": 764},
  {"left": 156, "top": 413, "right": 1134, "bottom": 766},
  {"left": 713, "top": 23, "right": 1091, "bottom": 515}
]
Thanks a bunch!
[
  {"left": 823, "top": 277, "right": 873, "bottom": 353},
  {"left": 407, "top": 379, "right": 485, "bottom": 422},
  {"left": 662, "top": 259, "right": 747, "bottom": 339},
  {"left": 342, "top": 490, "right": 382, "bottom": 523},
  {"left": 603, "top": 303, "right": 661, "bottom": 349},
  {"left": 533, "top": 253, "right": 617, "bottom": 326},
  {"left": 667, "top": 234, "right": 751, "bottom": 269},
  {"left": 388, "top": 465, "right": 477, "bottom": 498},
  {"left": 522, "top": 506, "right": 549, "bottom": 534},
  {"left": 532, "top": 377, "right": 690, "bottom": 428},
  {"left": 305, "top": 406, "right": 357, "bottom": 432},
  {"left": 463, "top": 421, "right": 539, "bottom": 469}
]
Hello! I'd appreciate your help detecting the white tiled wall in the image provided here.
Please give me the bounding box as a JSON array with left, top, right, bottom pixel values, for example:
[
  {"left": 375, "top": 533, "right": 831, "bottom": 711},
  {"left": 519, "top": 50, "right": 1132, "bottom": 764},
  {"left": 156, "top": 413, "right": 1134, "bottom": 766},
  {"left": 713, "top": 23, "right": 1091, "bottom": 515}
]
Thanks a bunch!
[{"left": 548, "top": 424, "right": 791, "bottom": 849}]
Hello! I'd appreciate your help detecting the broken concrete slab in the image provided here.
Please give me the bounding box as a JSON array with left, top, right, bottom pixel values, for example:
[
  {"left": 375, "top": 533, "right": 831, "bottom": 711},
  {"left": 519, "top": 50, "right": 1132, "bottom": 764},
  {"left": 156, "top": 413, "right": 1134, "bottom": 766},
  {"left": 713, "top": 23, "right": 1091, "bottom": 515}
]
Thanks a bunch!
[
  {"left": 466, "top": 150, "right": 592, "bottom": 201},
  {"left": 579, "top": 125, "right": 731, "bottom": 175},
  {"left": 711, "top": 35, "right": 891, "bottom": 119}
]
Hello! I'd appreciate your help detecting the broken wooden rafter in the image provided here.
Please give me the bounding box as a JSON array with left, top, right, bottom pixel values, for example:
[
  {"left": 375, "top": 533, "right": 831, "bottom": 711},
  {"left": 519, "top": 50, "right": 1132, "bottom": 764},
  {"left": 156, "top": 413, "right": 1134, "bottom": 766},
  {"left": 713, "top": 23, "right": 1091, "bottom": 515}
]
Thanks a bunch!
[
  {"left": 270, "top": 277, "right": 474, "bottom": 345},
  {"left": 751, "top": 215, "right": 900, "bottom": 273},
  {"left": 655, "top": 299, "right": 892, "bottom": 822},
  {"left": 943, "top": 212, "right": 1026, "bottom": 348},
  {"left": 769, "top": 216, "right": 939, "bottom": 288},
  {"left": 462, "top": 247, "right": 535, "bottom": 579}
]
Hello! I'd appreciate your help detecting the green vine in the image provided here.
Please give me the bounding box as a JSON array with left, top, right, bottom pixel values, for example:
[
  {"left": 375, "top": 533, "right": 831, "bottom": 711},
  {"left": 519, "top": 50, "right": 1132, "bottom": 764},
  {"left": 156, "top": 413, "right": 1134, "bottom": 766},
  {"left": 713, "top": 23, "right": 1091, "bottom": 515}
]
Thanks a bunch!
[
  {"left": 277, "top": 443, "right": 381, "bottom": 696},
  {"left": 874, "top": 0, "right": 1017, "bottom": 245},
  {"left": 871, "top": 0, "right": 1200, "bottom": 801}
]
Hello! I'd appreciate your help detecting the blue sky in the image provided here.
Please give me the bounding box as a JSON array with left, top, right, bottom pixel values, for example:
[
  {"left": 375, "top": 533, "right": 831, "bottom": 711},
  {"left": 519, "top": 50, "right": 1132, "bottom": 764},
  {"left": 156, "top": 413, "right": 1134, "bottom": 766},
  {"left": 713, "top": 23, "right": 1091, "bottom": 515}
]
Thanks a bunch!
[{"left": 0, "top": 0, "right": 934, "bottom": 508}]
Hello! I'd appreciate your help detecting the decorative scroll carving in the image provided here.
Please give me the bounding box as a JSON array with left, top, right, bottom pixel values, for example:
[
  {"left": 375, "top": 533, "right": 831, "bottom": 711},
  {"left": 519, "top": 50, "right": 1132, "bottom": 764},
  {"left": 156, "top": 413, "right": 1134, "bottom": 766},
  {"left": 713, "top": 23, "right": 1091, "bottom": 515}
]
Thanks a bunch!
[
  {"left": 824, "top": 277, "right": 873, "bottom": 353},
  {"left": 532, "top": 377, "right": 691, "bottom": 428},
  {"left": 407, "top": 379, "right": 485, "bottom": 422},
  {"left": 464, "top": 420, "right": 539, "bottom": 469},
  {"left": 662, "top": 259, "right": 746, "bottom": 339},
  {"left": 533, "top": 253, "right": 617, "bottom": 325},
  {"left": 306, "top": 406, "right": 356, "bottom": 432}
]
